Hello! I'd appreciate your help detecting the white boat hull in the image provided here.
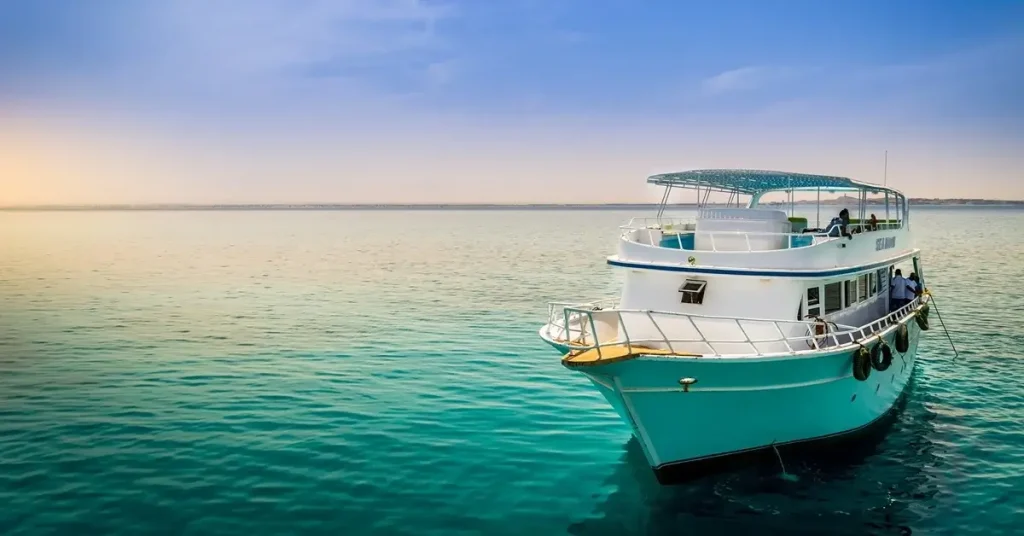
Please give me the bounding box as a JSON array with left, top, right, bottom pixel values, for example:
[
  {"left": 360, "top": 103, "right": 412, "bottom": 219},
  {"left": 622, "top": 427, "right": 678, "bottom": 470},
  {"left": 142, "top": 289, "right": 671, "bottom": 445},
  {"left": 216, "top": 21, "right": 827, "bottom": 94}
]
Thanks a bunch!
[{"left": 558, "top": 315, "right": 922, "bottom": 482}]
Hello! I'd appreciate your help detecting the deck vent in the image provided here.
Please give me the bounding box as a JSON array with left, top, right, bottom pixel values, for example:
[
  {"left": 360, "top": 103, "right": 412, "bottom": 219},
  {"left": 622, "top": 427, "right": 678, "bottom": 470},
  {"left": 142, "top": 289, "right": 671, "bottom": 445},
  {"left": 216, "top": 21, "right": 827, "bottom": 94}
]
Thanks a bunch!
[{"left": 678, "top": 279, "right": 707, "bottom": 305}]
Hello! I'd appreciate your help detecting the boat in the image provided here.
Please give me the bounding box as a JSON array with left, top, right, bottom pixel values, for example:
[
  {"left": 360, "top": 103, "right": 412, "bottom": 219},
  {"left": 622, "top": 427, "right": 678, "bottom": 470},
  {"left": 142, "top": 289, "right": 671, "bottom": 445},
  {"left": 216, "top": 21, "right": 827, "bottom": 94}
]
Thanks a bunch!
[{"left": 539, "top": 169, "right": 932, "bottom": 484}]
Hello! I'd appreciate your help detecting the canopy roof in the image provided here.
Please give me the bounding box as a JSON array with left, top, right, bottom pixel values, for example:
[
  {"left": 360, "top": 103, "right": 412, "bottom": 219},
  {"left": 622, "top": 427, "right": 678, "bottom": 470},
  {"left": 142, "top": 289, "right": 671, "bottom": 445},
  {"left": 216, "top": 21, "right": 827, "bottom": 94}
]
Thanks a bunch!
[{"left": 648, "top": 169, "right": 897, "bottom": 196}]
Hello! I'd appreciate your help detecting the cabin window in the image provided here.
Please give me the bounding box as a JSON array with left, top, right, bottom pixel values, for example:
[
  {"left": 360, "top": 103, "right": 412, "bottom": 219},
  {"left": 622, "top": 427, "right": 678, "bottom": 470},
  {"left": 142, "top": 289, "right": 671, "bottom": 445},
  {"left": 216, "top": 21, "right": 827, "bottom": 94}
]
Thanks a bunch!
[
  {"left": 858, "top": 274, "right": 868, "bottom": 301},
  {"left": 678, "top": 279, "right": 707, "bottom": 304},
  {"left": 844, "top": 279, "right": 856, "bottom": 307},
  {"left": 824, "top": 282, "right": 842, "bottom": 313},
  {"left": 870, "top": 273, "right": 877, "bottom": 295},
  {"left": 807, "top": 287, "right": 820, "bottom": 306},
  {"left": 876, "top": 269, "right": 887, "bottom": 295},
  {"left": 806, "top": 287, "right": 820, "bottom": 317}
]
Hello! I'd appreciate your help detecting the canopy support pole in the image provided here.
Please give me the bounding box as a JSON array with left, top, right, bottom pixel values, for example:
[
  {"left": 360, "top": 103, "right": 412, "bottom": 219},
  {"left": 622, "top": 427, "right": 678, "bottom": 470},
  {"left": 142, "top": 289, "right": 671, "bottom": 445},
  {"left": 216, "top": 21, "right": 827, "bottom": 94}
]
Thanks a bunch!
[
  {"left": 788, "top": 179, "right": 793, "bottom": 217},
  {"left": 860, "top": 190, "right": 866, "bottom": 229},
  {"left": 656, "top": 186, "right": 672, "bottom": 220},
  {"left": 885, "top": 192, "right": 890, "bottom": 226},
  {"left": 905, "top": 193, "right": 910, "bottom": 229}
]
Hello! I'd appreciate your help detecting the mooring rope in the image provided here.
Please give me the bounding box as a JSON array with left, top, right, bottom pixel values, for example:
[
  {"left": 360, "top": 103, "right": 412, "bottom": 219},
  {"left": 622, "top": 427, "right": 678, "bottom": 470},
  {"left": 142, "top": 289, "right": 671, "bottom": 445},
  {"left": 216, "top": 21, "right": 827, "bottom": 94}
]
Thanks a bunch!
[{"left": 925, "top": 291, "right": 961, "bottom": 362}]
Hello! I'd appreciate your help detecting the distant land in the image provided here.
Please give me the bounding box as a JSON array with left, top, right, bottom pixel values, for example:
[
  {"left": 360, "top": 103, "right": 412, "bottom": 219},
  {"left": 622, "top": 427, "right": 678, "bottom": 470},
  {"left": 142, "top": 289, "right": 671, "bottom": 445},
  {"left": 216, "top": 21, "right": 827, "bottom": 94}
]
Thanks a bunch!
[
  {"left": 1, "top": 199, "right": 1022, "bottom": 211},
  {"left": 763, "top": 196, "right": 1024, "bottom": 207}
]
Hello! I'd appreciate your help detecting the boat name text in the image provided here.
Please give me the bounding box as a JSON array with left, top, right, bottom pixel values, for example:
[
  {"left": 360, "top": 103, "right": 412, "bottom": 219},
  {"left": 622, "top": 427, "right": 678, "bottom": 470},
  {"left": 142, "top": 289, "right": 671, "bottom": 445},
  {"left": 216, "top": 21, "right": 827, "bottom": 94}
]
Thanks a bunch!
[{"left": 875, "top": 237, "right": 896, "bottom": 251}]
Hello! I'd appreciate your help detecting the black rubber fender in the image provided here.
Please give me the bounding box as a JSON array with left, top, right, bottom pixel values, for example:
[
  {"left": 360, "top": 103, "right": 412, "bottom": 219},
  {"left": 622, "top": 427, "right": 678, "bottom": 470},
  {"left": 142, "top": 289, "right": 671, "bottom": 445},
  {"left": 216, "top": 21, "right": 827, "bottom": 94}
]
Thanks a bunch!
[
  {"left": 895, "top": 323, "right": 910, "bottom": 353},
  {"left": 853, "top": 346, "right": 872, "bottom": 381},
  {"left": 916, "top": 303, "right": 931, "bottom": 331},
  {"left": 871, "top": 341, "right": 893, "bottom": 371}
]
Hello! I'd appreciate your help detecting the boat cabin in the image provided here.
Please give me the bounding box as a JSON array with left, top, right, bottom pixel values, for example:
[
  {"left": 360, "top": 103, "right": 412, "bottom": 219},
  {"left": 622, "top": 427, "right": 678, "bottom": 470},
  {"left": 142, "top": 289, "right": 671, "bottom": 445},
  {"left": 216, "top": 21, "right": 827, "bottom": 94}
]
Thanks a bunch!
[{"left": 610, "top": 170, "right": 920, "bottom": 327}]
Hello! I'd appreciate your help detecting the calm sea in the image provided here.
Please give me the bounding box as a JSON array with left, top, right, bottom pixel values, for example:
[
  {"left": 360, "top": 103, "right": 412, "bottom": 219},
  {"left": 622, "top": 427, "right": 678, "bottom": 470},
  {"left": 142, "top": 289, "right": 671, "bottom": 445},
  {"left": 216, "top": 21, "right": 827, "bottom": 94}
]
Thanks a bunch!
[{"left": 1, "top": 208, "right": 1022, "bottom": 535}]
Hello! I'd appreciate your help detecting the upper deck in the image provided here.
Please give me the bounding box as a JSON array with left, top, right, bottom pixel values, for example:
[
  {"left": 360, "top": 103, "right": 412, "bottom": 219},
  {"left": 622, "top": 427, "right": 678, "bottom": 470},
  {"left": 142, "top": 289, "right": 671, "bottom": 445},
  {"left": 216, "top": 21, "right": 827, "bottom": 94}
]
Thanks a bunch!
[{"left": 613, "top": 169, "right": 913, "bottom": 274}]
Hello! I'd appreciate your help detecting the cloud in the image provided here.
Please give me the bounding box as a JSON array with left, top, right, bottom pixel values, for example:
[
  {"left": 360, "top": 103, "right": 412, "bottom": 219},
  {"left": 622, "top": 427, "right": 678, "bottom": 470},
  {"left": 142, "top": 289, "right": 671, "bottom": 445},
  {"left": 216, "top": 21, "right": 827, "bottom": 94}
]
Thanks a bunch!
[
  {"left": 819, "top": 36, "right": 1024, "bottom": 123},
  {"left": 150, "top": 0, "right": 460, "bottom": 90},
  {"left": 691, "top": 36, "right": 1023, "bottom": 129},
  {"left": 701, "top": 65, "right": 796, "bottom": 95},
  {"left": 0, "top": 0, "right": 461, "bottom": 112},
  {"left": 425, "top": 59, "right": 459, "bottom": 87}
]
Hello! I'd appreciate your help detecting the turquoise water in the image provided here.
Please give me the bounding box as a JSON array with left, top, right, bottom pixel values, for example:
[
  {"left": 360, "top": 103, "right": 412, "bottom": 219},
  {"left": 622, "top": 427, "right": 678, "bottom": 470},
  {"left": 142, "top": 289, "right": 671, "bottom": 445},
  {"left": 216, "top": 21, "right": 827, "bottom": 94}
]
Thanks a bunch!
[{"left": 1, "top": 208, "right": 1022, "bottom": 535}]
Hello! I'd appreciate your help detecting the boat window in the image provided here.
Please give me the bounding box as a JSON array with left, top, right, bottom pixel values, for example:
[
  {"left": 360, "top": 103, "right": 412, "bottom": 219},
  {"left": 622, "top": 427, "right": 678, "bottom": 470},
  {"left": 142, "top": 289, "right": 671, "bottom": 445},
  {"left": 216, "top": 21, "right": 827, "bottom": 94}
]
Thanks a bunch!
[
  {"left": 844, "top": 279, "right": 856, "bottom": 307},
  {"left": 806, "top": 286, "right": 820, "bottom": 317},
  {"left": 678, "top": 279, "right": 707, "bottom": 304},
  {"left": 870, "top": 273, "right": 877, "bottom": 295},
  {"left": 824, "top": 282, "right": 842, "bottom": 313},
  {"left": 876, "top": 268, "right": 887, "bottom": 295},
  {"left": 858, "top": 274, "right": 868, "bottom": 301},
  {"left": 807, "top": 287, "right": 820, "bottom": 306}
]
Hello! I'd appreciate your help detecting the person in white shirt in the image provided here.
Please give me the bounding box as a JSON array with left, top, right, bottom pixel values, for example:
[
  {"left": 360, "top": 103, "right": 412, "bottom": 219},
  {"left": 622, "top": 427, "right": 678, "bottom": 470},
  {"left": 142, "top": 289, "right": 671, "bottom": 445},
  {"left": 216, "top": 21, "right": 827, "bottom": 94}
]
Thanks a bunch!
[
  {"left": 909, "top": 272, "right": 923, "bottom": 297},
  {"left": 906, "top": 275, "right": 919, "bottom": 298},
  {"left": 890, "top": 269, "right": 914, "bottom": 311}
]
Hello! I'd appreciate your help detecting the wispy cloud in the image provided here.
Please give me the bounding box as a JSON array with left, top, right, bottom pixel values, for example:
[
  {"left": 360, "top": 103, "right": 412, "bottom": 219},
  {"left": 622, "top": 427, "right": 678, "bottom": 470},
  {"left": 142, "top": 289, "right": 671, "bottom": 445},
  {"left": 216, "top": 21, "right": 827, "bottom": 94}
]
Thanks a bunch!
[
  {"left": 849, "top": 35, "right": 1024, "bottom": 85},
  {"left": 0, "top": 0, "right": 462, "bottom": 111},
  {"left": 701, "top": 65, "right": 797, "bottom": 95},
  {"left": 160, "top": 0, "right": 458, "bottom": 77},
  {"left": 693, "top": 35, "right": 1024, "bottom": 127},
  {"left": 424, "top": 59, "right": 459, "bottom": 87}
]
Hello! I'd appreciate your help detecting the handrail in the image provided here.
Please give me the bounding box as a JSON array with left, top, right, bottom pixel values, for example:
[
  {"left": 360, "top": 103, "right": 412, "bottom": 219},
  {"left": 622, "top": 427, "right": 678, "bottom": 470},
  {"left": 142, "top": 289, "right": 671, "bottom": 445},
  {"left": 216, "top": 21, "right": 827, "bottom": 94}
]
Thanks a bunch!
[
  {"left": 622, "top": 216, "right": 904, "bottom": 233},
  {"left": 546, "top": 296, "right": 925, "bottom": 358},
  {"left": 621, "top": 217, "right": 694, "bottom": 230},
  {"left": 624, "top": 226, "right": 834, "bottom": 251},
  {"left": 622, "top": 224, "right": 907, "bottom": 253}
]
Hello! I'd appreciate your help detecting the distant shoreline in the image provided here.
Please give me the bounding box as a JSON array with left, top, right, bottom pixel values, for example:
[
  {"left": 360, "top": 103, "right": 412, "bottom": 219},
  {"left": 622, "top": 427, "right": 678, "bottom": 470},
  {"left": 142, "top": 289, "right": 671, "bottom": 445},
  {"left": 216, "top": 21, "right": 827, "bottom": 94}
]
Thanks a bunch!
[{"left": 2, "top": 200, "right": 1023, "bottom": 211}]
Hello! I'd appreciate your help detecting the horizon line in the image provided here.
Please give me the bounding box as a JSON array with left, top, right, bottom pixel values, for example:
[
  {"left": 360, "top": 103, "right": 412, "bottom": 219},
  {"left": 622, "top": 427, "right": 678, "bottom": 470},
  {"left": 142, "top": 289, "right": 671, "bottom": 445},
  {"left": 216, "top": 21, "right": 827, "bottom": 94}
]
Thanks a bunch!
[{"left": 3, "top": 199, "right": 1024, "bottom": 211}]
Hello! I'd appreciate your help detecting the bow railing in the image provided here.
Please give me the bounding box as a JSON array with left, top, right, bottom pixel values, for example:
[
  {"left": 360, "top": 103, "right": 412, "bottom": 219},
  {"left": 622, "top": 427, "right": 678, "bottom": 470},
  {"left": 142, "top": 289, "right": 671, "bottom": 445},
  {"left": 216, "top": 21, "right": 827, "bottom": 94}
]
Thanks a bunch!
[{"left": 543, "top": 296, "right": 925, "bottom": 359}]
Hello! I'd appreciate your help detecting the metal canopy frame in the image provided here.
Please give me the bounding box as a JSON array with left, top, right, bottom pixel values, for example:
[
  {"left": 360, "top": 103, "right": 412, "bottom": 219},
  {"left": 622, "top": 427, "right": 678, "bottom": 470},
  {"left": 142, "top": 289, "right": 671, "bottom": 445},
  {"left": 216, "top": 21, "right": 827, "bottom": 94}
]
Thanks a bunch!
[
  {"left": 650, "top": 168, "right": 909, "bottom": 227},
  {"left": 648, "top": 169, "right": 901, "bottom": 197}
]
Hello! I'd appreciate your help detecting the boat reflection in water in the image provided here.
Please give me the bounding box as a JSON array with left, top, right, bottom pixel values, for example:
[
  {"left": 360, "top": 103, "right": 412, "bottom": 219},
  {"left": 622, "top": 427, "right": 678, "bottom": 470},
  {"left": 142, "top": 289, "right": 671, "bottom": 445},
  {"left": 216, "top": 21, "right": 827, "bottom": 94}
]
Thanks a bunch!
[{"left": 568, "top": 383, "right": 936, "bottom": 535}]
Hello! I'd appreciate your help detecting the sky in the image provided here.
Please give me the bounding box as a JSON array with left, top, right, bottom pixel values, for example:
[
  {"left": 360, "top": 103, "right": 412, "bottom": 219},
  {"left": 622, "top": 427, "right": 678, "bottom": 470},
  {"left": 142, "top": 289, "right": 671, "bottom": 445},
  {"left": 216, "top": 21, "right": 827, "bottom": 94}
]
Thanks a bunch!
[{"left": 1, "top": 0, "right": 1023, "bottom": 205}]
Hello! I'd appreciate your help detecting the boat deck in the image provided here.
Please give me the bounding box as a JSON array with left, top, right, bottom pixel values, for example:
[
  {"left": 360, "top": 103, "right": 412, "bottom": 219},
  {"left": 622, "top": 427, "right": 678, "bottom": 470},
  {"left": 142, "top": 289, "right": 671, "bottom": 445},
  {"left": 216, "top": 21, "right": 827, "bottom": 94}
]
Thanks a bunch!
[
  {"left": 547, "top": 296, "right": 927, "bottom": 361},
  {"left": 563, "top": 344, "right": 699, "bottom": 367}
]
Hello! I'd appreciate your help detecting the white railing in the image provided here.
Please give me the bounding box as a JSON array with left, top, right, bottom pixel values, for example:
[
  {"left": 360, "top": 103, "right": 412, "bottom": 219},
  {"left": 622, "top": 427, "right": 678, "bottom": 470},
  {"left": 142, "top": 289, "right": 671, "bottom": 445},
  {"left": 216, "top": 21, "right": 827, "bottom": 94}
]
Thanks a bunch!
[
  {"left": 622, "top": 217, "right": 903, "bottom": 233},
  {"left": 621, "top": 217, "right": 695, "bottom": 231},
  {"left": 624, "top": 226, "right": 830, "bottom": 252},
  {"left": 543, "top": 296, "right": 925, "bottom": 359},
  {"left": 846, "top": 221, "right": 903, "bottom": 233},
  {"left": 544, "top": 297, "right": 620, "bottom": 344},
  {"left": 622, "top": 218, "right": 904, "bottom": 253}
]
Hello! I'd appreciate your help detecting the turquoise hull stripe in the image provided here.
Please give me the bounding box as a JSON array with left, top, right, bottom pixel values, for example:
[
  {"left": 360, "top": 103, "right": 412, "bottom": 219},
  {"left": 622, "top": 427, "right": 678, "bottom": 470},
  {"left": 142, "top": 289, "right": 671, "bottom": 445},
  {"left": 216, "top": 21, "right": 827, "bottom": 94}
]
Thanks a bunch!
[{"left": 607, "top": 251, "right": 917, "bottom": 278}]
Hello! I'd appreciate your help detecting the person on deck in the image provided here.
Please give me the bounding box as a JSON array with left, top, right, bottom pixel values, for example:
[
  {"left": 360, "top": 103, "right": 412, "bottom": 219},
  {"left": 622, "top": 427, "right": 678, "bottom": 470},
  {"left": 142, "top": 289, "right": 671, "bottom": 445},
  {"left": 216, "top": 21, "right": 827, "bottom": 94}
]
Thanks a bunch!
[
  {"left": 890, "top": 269, "right": 914, "bottom": 311},
  {"left": 826, "top": 208, "right": 852, "bottom": 239},
  {"left": 908, "top": 273, "right": 923, "bottom": 297},
  {"left": 868, "top": 213, "right": 879, "bottom": 231}
]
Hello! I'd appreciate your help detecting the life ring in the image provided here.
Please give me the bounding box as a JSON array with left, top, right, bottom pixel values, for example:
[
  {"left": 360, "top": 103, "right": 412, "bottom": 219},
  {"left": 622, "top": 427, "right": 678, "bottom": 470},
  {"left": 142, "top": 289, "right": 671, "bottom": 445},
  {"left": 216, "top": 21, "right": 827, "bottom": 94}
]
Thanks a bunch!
[
  {"left": 853, "top": 346, "right": 871, "bottom": 381},
  {"left": 871, "top": 341, "right": 893, "bottom": 371},
  {"left": 895, "top": 324, "right": 910, "bottom": 353},
  {"left": 915, "top": 303, "right": 931, "bottom": 331}
]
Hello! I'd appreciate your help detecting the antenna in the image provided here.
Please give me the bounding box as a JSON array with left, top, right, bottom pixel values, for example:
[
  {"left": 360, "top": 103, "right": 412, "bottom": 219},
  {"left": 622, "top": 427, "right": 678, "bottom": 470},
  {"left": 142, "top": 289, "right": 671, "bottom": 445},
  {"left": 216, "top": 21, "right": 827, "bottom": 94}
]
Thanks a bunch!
[{"left": 884, "top": 150, "right": 888, "bottom": 186}]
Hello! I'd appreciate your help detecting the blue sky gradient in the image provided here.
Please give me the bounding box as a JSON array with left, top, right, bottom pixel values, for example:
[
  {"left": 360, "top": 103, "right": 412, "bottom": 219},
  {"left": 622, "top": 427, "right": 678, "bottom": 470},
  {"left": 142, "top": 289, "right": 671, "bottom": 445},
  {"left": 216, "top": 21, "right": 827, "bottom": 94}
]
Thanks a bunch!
[{"left": 1, "top": 0, "right": 1022, "bottom": 204}]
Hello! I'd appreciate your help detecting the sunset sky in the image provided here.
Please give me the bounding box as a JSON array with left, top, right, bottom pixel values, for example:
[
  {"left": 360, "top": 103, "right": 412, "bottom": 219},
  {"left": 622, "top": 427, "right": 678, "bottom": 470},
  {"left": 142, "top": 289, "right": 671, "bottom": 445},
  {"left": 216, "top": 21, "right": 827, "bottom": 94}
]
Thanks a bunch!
[{"left": 1, "top": 0, "right": 1022, "bottom": 205}]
